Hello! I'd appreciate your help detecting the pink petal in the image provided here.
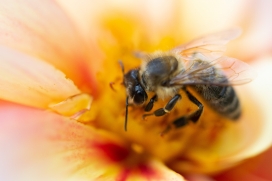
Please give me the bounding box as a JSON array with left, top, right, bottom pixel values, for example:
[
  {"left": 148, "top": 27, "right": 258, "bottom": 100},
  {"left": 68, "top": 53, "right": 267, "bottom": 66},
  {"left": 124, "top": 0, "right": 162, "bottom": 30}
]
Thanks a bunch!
[
  {"left": 213, "top": 147, "right": 272, "bottom": 181},
  {"left": 0, "top": 100, "right": 185, "bottom": 181},
  {"left": 0, "top": 100, "right": 121, "bottom": 180},
  {"left": 185, "top": 174, "right": 215, "bottom": 181},
  {"left": 121, "top": 159, "right": 186, "bottom": 181},
  {"left": 0, "top": 0, "right": 100, "bottom": 95},
  {"left": 230, "top": 0, "right": 272, "bottom": 60},
  {"left": 0, "top": 46, "right": 80, "bottom": 108}
]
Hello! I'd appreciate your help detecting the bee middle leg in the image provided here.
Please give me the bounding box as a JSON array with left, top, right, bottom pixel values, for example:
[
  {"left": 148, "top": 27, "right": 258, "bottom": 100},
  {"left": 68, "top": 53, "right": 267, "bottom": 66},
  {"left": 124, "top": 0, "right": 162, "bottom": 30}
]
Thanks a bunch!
[
  {"left": 160, "top": 89, "right": 203, "bottom": 136},
  {"left": 142, "top": 94, "right": 181, "bottom": 119},
  {"left": 172, "top": 89, "right": 203, "bottom": 128}
]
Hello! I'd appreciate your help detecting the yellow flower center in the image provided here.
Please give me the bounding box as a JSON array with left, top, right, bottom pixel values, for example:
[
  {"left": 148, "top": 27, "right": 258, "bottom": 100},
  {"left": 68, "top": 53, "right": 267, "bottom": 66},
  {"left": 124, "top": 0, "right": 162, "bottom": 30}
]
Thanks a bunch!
[
  {"left": 85, "top": 14, "right": 245, "bottom": 174},
  {"left": 50, "top": 13, "right": 263, "bottom": 175}
]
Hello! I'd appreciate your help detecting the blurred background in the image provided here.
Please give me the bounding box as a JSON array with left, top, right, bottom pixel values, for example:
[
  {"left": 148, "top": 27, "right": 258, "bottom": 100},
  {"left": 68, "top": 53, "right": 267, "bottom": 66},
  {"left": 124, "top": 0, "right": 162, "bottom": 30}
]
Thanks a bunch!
[{"left": 58, "top": 0, "right": 272, "bottom": 63}]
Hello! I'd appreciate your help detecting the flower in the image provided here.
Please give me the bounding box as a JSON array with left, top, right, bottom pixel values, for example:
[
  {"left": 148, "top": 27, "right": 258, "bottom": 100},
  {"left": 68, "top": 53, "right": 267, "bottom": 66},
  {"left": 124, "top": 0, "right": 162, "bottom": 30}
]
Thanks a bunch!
[{"left": 0, "top": 0, "right": 272, "bottom": 181}]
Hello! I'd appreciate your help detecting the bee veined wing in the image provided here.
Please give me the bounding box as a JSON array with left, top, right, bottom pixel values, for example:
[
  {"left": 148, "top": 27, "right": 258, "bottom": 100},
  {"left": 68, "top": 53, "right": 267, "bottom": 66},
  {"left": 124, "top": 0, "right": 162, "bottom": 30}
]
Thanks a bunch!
[
  {"left": 172, "top": 28, "right": 242, "bottom": 60},
  {"left": 169, "top": 55, "right": 256, "bottom": 86}
]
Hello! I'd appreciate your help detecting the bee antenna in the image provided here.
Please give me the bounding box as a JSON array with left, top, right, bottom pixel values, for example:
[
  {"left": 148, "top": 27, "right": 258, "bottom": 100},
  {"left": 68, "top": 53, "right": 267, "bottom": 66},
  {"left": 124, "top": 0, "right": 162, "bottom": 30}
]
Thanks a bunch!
[
  {"left": 118, "top": 60, "right": 125, "bottom": 75},
  {"left": 124, "top": 96, "right": 129, "bottom": 131}
]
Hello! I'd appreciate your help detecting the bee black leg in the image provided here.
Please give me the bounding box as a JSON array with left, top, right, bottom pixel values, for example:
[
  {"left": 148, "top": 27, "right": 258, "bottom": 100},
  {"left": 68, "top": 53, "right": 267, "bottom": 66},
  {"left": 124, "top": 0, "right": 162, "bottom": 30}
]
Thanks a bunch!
[
  {"left": 172, "top": 89, "right": 203, "bottom": 128},
  {"left": 161, "top": 90, "right": 203, "bottom": 136},
  {"left": 144, "top": 94, "right": 158, "bottom": 112},
  {"left": 142, "top": 94, "right": 181, "bottom": 119}
]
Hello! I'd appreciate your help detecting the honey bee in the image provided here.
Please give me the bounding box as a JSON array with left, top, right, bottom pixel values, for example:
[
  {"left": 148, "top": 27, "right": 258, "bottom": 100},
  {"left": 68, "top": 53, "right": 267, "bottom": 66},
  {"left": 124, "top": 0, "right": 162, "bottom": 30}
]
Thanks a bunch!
[{"left": 122, "top": 29, "right": 254, "bottom": 132}]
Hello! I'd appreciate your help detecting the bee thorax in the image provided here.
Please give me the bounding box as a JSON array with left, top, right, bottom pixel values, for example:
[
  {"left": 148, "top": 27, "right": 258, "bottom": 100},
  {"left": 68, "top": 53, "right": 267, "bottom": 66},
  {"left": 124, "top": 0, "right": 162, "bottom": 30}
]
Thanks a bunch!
[{"left": 156, "top": 86, "right": 179, "bottom": 100}]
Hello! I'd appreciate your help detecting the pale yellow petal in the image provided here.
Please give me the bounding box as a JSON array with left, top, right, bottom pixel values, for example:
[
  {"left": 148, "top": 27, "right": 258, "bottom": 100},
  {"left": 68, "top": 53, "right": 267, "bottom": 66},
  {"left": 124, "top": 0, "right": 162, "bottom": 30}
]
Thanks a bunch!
[
  {"left": 224, "top": 56, "right": 272, "bottom": 160},
  {"left": 49, "top": 93, "right": 93, "bottom": 122},
  {"left": 0, "top": 0, "right": 100, "bottom": 93},
  {"left": 0, "top": 46, "right": 80, "bottom": 108}
]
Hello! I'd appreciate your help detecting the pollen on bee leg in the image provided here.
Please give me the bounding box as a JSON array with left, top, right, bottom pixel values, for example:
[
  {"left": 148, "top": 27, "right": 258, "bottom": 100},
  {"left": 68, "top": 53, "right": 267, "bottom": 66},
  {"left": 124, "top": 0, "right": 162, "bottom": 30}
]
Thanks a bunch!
[
  {"left": 143, "top": 108, "right": 169, "bottom": 120},
  {"left": 48, "top": 93, "right": 93, "bottom": 122}
]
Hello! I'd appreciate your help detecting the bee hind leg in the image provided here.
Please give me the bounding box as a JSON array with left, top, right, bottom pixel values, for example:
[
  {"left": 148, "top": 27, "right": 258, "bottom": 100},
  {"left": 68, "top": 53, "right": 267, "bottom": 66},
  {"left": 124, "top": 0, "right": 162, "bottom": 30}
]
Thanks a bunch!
[
  {"left": 142, "top": 94, "right": 181, "bottom": 120},
  {"left": 172, "top": 89, "right": 203, "bottom": 128}
]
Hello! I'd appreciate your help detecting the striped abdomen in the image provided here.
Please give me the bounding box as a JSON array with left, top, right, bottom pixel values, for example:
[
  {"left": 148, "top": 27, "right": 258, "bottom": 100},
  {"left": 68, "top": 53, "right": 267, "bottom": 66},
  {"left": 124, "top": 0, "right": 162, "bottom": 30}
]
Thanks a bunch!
[{"left": 191, "top": 85, "right": 241, "bottom": 120}]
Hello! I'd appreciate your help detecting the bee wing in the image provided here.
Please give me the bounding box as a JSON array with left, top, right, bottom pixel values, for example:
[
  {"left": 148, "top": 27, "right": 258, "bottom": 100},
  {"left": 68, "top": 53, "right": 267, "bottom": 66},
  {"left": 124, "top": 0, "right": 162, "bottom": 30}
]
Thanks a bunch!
[
  {"left": 172, "top": 28, "right": 242, "bottom": 60},
  {"left": 169, "top": 55, "right": 256, "bottom": 86}
]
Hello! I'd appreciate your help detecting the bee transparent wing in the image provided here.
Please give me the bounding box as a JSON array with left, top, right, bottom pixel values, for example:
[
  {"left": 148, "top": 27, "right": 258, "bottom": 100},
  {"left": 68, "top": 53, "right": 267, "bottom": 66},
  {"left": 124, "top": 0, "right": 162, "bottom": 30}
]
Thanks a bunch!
[
  {"left": 134, "top": 51, "right": 148, "bottom": 59},
  {"left": 172, "top": 28, "right": 242, "bottom": 60},
  {"left": 169, "top": 55, "right": 256, "bottom": 86}
]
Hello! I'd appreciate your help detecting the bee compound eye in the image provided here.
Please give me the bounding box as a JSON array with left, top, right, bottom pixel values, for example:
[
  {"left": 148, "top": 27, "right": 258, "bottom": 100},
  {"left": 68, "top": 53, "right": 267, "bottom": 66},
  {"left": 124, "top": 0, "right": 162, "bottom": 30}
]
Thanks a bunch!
[{"left": 133, "top": 91, "right": 147, "bottom": 105}]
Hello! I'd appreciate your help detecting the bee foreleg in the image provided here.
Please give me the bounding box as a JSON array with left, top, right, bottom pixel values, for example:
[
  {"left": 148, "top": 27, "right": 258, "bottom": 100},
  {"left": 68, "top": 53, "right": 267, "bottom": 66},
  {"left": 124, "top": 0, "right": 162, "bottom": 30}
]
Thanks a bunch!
[
  {"left": 172, "top": 90, "right": 203, "bottom": 128},
  {"left": 144, "top": 94, "right": 158, "bottom": 112},
  {"left": 142, "top": 94, "right": 181, "bottom": 119}
]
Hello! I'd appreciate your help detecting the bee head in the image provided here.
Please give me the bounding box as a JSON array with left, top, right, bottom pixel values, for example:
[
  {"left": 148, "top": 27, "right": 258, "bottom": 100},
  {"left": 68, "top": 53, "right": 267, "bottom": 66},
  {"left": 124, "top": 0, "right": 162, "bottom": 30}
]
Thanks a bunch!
[
  {"left": 124, "top": 69, "right": 148, "bottom": 105},
  {"left": 123, "top": 68, "right": 148, "bottom": 131}
]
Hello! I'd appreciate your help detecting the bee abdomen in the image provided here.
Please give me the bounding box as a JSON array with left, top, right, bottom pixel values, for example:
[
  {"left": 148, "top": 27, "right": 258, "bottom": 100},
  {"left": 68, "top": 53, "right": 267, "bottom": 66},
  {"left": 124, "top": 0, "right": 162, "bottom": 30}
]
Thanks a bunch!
[{"left": 191, "top": 85, "right": 241, "bottom": 120}]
